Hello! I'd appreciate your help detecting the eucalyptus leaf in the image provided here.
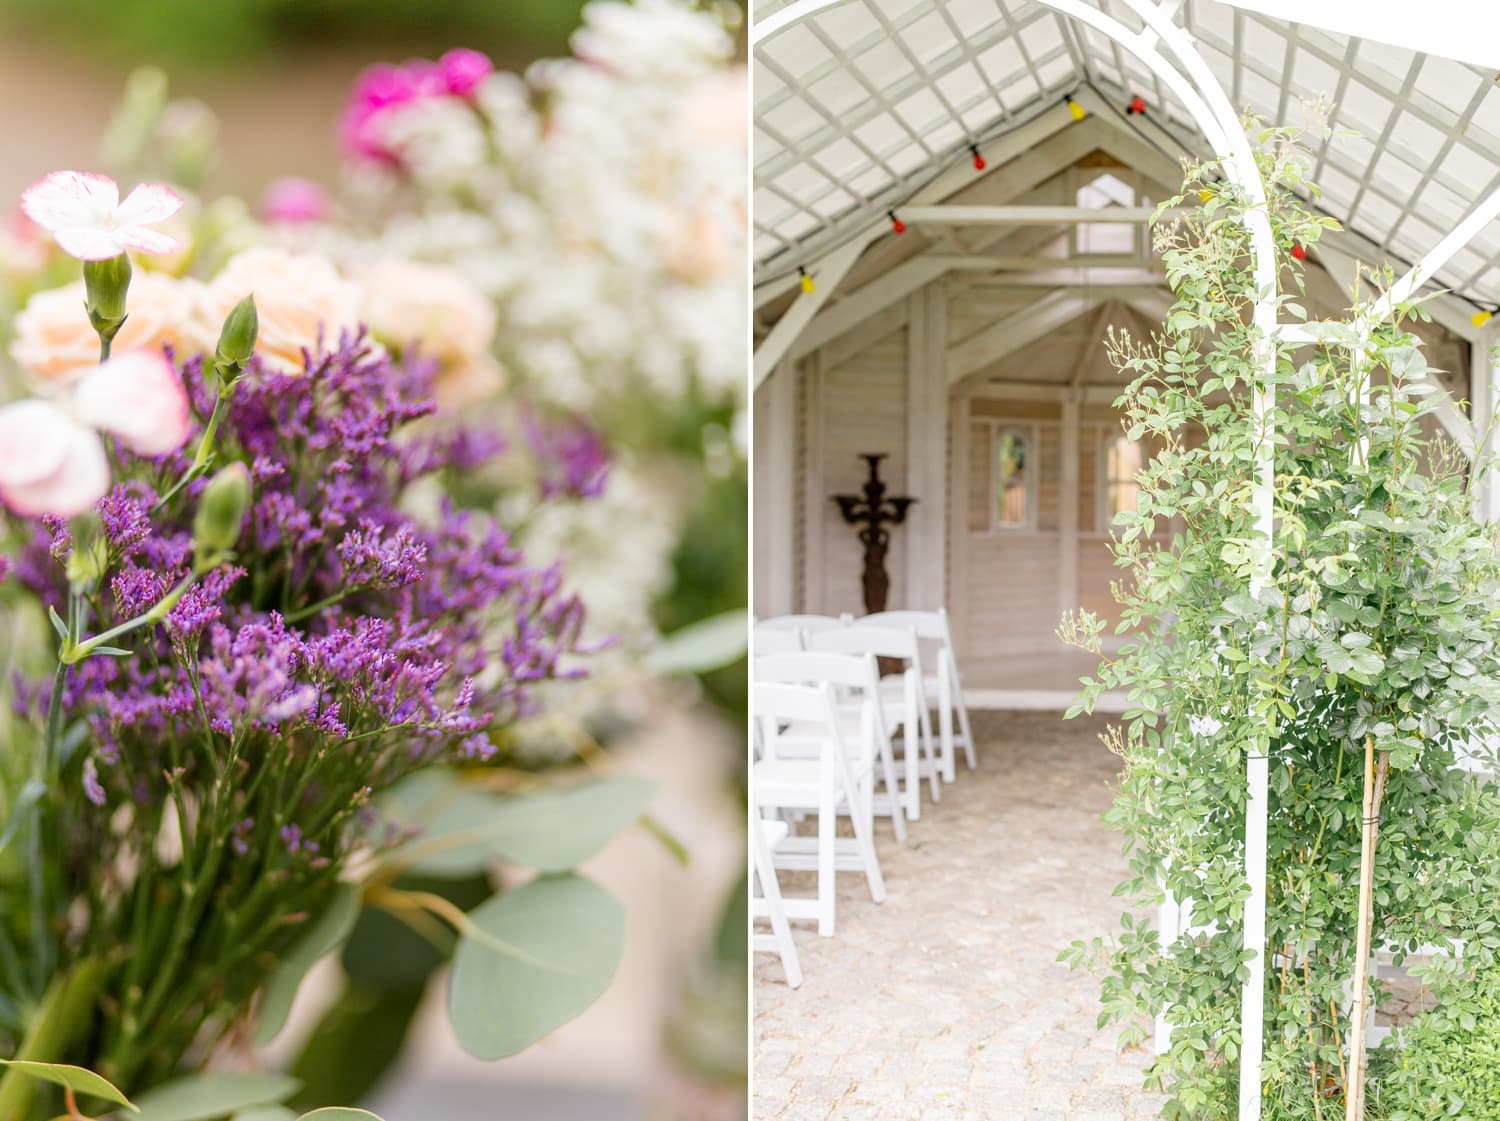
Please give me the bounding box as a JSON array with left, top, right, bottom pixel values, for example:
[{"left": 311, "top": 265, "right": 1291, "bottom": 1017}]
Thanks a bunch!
[
  {"left": 0, "top": 779, "right": 47, "bottom": 855},
  {"left": 388, "top": 774, "right": 657, "bottom": 876},
  {"left": 643, "top": 610, "right": 747, "bottom": 675},
  {"left": 133, "top": 1073, "right": 300, "bottom": 1121},
  {"left": 232, "top": 1110, "right": 296, "bottom": 1121},
  {"left": 0, "top": 1060, "right": 136, "bottom": 1112},
  {"left": 253, "top": 883, "right": 362, "bottom": 1045},
  {"left": 296, "top": 1111, "right": 385, "bottom": 1120},
  {"left": 448, "top": 873, "right": 624, "bottom": 1059}
]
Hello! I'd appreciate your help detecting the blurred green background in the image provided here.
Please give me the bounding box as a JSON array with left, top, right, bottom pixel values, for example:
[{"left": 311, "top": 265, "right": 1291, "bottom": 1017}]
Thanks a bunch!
[{"left": 0, "top": 0, "right": 591, "bottom": 68}]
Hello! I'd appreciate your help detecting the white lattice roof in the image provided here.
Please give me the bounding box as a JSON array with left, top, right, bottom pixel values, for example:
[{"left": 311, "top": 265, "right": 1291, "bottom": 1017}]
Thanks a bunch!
[{"left": 753, "top": 0, "right": 1500, "bottom": 313}]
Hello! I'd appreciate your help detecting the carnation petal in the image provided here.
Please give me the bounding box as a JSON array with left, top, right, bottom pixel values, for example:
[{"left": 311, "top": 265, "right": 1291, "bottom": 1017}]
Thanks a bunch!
[
  {"left": 0, "top": 398, "right": 74, "bottom": 487},
  {"left": 19, "top": 170, "right": 119, "bottom": 232},
  {"left": 111, "top": 226, "right": 179, "bottom": 257},
  {"left": 115, "top": 181, "right": 184, "bottom": 227},
  {"left": 75, "top": 350, "right": 192, "bottom": 457},
  {"left": 0, "top": 420, "right": 109, "bottom": 518},
  {"left": 52, "top": 226, "right": 125, "bottom": 262}
]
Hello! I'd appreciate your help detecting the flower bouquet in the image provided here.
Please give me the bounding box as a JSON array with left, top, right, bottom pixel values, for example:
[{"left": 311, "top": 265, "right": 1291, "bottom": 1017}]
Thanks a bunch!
[{"left": 0, "top": 168, "right": 672, "bottom": 1121}]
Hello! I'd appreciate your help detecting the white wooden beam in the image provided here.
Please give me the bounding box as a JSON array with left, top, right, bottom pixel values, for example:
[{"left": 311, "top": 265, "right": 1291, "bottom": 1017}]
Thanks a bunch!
[
  {"left": 754, "top": 238, "right": 865, "bottom": 389},
  {"left": 790, "top": 257, "right": 948, "bottom": 361},
  {"left": 900, "top": 204, "right": 1158, "bottom": 226},
  {"left": 905, "top": 282, "right": 950, "bottom": 609}
]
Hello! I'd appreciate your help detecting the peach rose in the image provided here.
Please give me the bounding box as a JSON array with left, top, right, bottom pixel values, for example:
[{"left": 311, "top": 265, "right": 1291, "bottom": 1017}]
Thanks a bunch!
[
  {"left": 196, "top": 247, "right": 360, "bottom": 374},
  {"left": 10, "top": 272, "right": 203, "bottom": 381},
  {"left": 358, "top": 257, "right": 503, "bottom": 404}
]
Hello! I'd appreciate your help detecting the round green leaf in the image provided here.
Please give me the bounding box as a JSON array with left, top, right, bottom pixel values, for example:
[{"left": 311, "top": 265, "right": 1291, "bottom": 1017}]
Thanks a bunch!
[
  {"left": 133, "top": 1073, "right": 299, "bottom": 1121},
  {"left": 0, "top": 1060, "right": 136, "bottom": 1112},
  {"left": 232, "top": 1110, "right": 296, "bottom": 1121},
  {"left": 297, "top": 1111, "right": 385, "bottom": 1120},
  {"left": 253, "top": 883, "right": 362, "bottom": 1046},
  {"left": 448, "top": 873, "right": 624, "bottom": 1059},
  {"left": 388, "top": 774, "right": 657, "bottom": 876},
  {"left": 643, "top": 610, "right": 748, "bottom": 675}
]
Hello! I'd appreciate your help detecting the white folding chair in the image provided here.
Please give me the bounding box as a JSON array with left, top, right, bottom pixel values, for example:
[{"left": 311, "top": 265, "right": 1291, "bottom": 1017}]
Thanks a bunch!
[
  {"left": 752, "top": 681, "right": 886, "bottom": 936},
  {"left": 755, "top": 613, "right": 848, "bottom": 634},
  {"left": 855, "top": 608, "right": 977, "bottom": 781},
  {"left": 752, "top": 622, "right": 805, "bottom": 655},
  {"left": 806, "top": 626, "right": 940, "bottom": 820},
  {"left": 754, "top": 650, "right": 907, "bottom": 841},
  {"left": 752, "top": 815, "right": 803, "bottom": 987}
]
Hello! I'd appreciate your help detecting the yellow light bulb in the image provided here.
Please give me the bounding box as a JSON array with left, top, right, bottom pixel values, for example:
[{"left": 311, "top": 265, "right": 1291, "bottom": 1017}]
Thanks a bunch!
[
  {"left": 800, "top": 272, "right": 816, "bottom": 294},
  {"left": 1067, "top": 98, "right": 1086, "bottom": 121},
  {"left": 1474, "top": 309, "right": 1493, "bottom": 328}
]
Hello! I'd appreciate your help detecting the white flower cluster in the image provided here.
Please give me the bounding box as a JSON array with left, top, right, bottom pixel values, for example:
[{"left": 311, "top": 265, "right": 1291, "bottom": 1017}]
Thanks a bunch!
[{"left": 346, "top": 0, "right": 747, "bottom": 415}]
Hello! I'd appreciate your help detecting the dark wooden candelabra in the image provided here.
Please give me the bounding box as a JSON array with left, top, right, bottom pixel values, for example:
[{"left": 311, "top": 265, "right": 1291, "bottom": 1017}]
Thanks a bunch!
[{"left": 833, "top": 453, "right": 916, "bottom": 615}]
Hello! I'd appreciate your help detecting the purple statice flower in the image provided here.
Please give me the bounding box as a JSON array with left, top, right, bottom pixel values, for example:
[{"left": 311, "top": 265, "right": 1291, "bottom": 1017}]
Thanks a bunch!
[
  {"left": 524, "top": 410, "right": 611, "bottom": 500},
  {"left": 97, "top": 482, "right": 155, "bottom": 560},
  {"left": 82, "top": 757, "right": 106, "bottom": 806},
  {"left": 0, "top": 554, "right": 9, "bottom": 584},
  {"left": 14, "top": 330, "right": 594, "bottom": 879},
  {"left": 338, "top": 522, "right": 426, "bottom": 590}
]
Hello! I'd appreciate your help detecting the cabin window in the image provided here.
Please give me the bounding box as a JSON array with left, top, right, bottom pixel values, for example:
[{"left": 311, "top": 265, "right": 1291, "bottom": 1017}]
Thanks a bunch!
[
  {"left": 993, "top": 426, "right": 1034, "bottom": 529},
  {"left": 1076, "top": 172, "right": 1138, "bottom": 256},
  {"left": 1102, "top": 431, "right": 1144, "bottom": 524}
]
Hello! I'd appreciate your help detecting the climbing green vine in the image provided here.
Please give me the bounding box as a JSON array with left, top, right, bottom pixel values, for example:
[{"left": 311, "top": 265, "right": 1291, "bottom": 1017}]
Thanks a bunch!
[{"left": 1059, "top": 126, "right": 1500, "bottom": 1120}]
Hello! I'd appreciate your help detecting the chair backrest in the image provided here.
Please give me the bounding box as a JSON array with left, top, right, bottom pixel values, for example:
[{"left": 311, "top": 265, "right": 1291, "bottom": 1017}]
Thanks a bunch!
[
  {"left": 753, "top": 681, "right": 846, "bottom": 764},
  {"left": 855, "top": 608, "right": 954, "bottom": 646},
  {"left": 752, "top": 624, "right": 804, "bottom": 656},
  {"left": 807, "top": 624, "right": 920, "bottom": 662},
  {"left": 756, "top": 613, "right": 848, "bottom": 634},
  {"left": 754, "top": 650, "right": 881, "bottom": 692}
]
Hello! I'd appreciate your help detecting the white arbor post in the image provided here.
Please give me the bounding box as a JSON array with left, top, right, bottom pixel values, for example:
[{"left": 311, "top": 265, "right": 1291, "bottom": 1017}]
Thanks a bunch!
[{"left": 906, "top": 282, "right": 950, "bottom": 609}]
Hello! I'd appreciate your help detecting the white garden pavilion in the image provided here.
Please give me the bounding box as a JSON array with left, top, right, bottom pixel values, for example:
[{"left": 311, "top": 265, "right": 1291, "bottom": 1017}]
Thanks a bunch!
[
  {"left": 753, "top": 0, "right": 1500, "bottom": 703},
  {"left": 751, "top": 3, "right": 1500, "bottom": 1117}
]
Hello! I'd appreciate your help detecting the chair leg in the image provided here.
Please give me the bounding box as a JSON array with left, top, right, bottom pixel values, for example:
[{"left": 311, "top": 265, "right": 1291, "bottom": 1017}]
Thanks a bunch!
[
  {"left": 817, "top": 769, "right": 837, "bottom": 937},
  {"left": 753, "top": 825, "right": 802, "bottom": 988},
  {"left": 937, "top": 671, "right": 957, "bottom": 784},
  {"left": 954, "top": 667, "right": 978, "bottom": 770},
  {"left": 917, "top": 694, "right": 941, "bottom": 802},
  {"left": 876, "top": 731, "right": 907, "bottom": 842},
  {"left": 900, "top": 719, "right": 921, "bottom": 822},
  {"left": 847, "top": 781, "right": 885, "bottom": 904}
]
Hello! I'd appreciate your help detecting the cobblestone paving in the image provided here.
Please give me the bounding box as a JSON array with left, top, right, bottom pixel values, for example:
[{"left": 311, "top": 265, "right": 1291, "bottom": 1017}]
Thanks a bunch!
[{"left": 753, "top": 710, "right": 1169, "bottom": 1121}]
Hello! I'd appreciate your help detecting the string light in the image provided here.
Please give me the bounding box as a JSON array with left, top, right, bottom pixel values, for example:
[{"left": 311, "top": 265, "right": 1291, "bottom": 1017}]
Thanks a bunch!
[
  {"left": 969, "top": 142, "right": 986, "bottom": 172},
  {"left": 798, "top": 265, "right": 815, "bottom": 294},
  {"left": 1064, "top": 94, "right": 1086, "bottom": 121},
  {"left": 1126, "top": 94, "right": 1147, "bottom": 115},
  {"left": 887, "top": 209, "right": 907, "bottom": 234},
  {"left": 1474, "top": 308, "right": 1494, "bottom": 328},
  {"left": 1291, "top": 242, "right": 1308, "bottom": 261}
]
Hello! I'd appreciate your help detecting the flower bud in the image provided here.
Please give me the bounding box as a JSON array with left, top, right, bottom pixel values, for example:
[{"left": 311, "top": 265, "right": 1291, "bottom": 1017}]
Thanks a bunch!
[
  {"left": 214, "top": 293, "right": 258, "bottom": 369},
  {"left": 83, "top": 253, "right": 132, "bottom": 341},
  {"left": 64, "top": 511, "right": 109, "bottom": 590},
  {"left": 192, "top": 462, "right": 251, "bottom": 566}
]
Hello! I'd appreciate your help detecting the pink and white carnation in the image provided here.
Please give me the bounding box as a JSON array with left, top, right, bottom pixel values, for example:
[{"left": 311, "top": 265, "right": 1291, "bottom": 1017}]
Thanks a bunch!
[
  {"left": 20, "top": 171, "right": 183, "bottom": 261},
  {"left": 0, "top": 350, "right": 191, "bottom": 517}
]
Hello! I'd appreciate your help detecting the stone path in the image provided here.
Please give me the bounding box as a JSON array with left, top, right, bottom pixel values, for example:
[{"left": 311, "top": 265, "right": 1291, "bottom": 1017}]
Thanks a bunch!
[{"left": 753, "top": 710, "right": 1169, "bottom": 1121}]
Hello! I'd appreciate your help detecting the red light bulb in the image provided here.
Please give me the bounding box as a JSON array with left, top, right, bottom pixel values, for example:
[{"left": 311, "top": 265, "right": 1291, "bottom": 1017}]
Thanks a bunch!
[
  {"left": 1127, "top": 95, "right": 1146, "bottom": 114},
  {"left": 970, "top": 143, "right": 986, "bottom": 171},
  {"left": 1291, "top": 242, "right": 1308, "bottom": 260},
  {"left": 888, "top": 210, "right": 906, "bottom": 234}
]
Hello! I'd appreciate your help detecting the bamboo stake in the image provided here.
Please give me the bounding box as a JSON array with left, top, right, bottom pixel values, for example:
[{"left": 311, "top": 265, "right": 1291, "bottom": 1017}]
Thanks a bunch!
[{"left": 1345, "top": 733, "right": 1390, "bottom": 1120}]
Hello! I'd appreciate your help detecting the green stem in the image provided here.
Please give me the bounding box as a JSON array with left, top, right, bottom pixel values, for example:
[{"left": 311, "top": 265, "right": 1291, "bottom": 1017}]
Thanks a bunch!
[
  {"left": 62, "top": 575, "right": 195, "bottom": 664},
  {"left": 0, "top": 959, "right": 106, "bottom": 1121}
]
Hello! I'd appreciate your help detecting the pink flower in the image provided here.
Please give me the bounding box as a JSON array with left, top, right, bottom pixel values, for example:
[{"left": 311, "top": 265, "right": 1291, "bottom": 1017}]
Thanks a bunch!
[
  {"left": 341, "top": 63, "right": 430, "bottom": 163},
  {"left": 19, "top": 171, "right": 184, "bottom": 261},
  {"left": 260, "top": 177, "right": 331, "bottom": 225},
  {"left": 439, "top": 49, "right": 493, "bottom": 98},
  {"left": 0, "top": 350, "right": 191, "bottom": 517}
]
